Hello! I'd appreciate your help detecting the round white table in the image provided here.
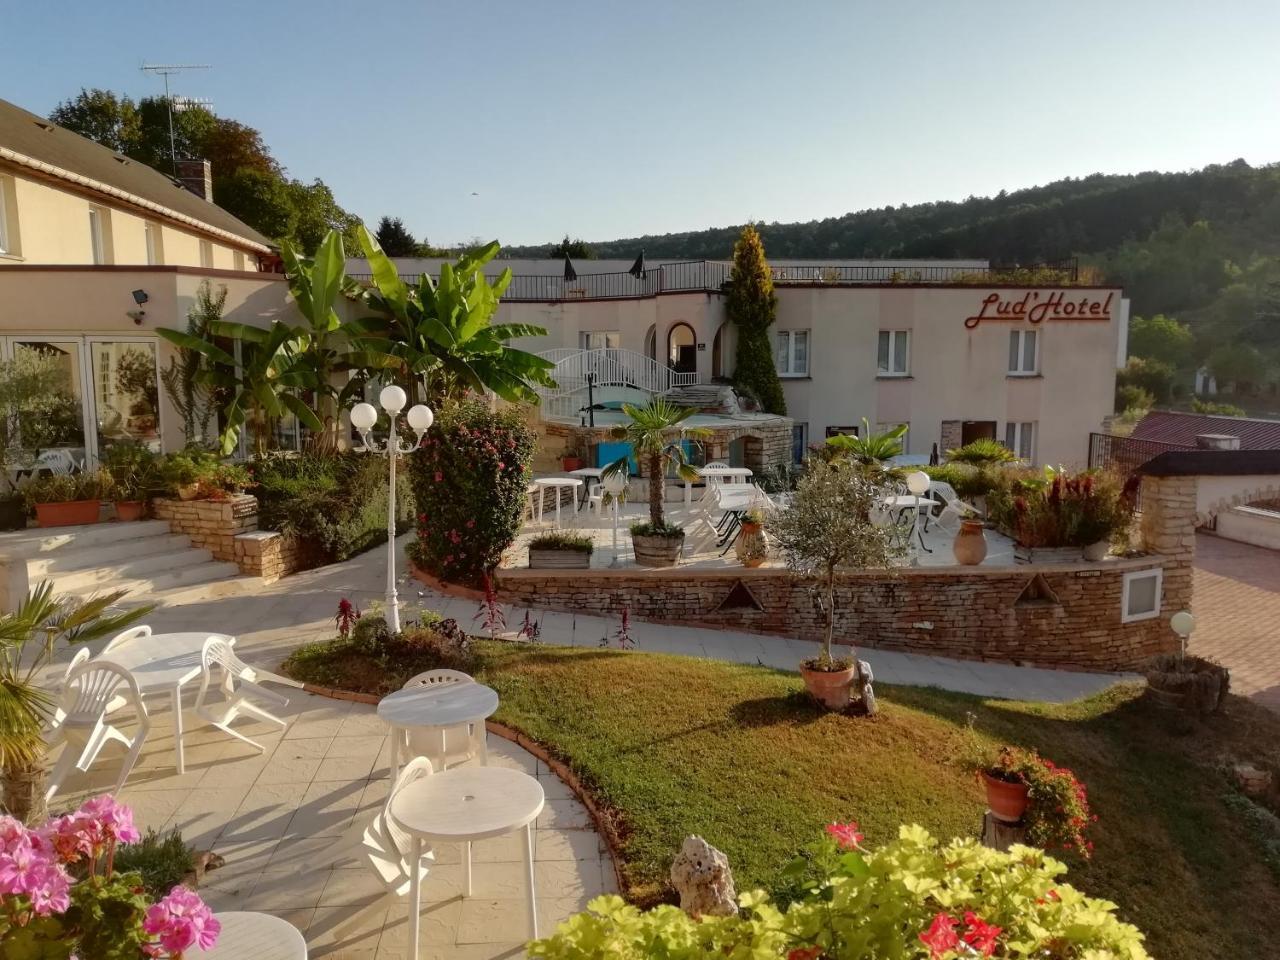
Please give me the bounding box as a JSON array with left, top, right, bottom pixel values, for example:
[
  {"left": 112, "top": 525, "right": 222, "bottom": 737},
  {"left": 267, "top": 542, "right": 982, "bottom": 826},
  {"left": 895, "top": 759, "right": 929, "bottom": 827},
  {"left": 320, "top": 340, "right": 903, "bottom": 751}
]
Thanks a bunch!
[
  {"left": 390, "top": 767, "right": 545, "bottom": 956},
  {"left": 533, "top": 477, "right": 582, "bottom": 528},
  {"left": 194, "top": 910, "right": 306, "bottom": 959},
  {"left": 377, "top": 682, "right": 500, "bottom": 780},
  {"left": 98, "top": 632, "right": 235, "bottom": 775}
]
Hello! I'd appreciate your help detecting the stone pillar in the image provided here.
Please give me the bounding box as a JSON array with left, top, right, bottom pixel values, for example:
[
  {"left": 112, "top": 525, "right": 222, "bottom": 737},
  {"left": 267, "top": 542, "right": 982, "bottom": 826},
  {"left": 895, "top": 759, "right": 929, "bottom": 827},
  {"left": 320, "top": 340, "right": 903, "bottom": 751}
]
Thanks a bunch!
[
  {"left": 940, "top": 420, "right": 962, "bottom": 452},
  {"left": 1138, "top": 474, "right": 1196, "bottom": 644}
]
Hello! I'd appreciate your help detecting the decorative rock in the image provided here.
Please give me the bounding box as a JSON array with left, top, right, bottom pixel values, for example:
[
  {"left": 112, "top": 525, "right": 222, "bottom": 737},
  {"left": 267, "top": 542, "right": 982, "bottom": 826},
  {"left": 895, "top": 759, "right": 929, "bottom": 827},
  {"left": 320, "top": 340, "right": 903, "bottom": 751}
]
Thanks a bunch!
[
  {"left": 1234, "top": 764, "right": 1273, "bottom": 797},
  {"left": 670, "top": 835, "right": 736, "bottom": 917}
]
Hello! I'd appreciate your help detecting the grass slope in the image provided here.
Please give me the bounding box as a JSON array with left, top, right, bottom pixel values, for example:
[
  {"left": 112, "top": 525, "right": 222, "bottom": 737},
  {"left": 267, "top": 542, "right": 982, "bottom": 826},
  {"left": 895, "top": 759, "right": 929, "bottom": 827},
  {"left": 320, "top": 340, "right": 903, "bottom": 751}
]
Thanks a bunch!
[{"left": 477, "top": 642, "right": 1280, "bottom": 960}]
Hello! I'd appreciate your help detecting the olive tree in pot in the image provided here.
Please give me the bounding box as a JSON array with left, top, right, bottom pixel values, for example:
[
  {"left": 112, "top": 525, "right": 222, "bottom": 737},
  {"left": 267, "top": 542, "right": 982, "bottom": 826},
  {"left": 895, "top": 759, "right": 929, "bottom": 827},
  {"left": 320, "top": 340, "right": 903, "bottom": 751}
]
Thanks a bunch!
[
  {"left": 602, "top": 398, "right": 709, "bottom": 568},
  {"left": 0, "top": 581, "right": 152, "bottom": 822},
  {"left": 769, "top": 458, "right": 906, "bottom": 711}
]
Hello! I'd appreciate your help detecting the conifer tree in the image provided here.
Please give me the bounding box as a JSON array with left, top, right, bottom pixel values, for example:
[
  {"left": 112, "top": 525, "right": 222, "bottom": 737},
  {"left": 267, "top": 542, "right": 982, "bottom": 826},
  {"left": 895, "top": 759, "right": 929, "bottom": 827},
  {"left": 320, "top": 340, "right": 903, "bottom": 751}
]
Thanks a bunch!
[{"left": 726, "top": 224, "right": 786, "bottom": 414}]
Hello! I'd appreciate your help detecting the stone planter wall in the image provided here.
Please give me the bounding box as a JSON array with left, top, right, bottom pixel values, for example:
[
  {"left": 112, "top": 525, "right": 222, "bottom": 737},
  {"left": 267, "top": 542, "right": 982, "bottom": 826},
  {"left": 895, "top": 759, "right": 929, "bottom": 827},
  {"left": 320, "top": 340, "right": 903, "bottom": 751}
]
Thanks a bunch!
[
  {"left": 154, "top": 494, "right": 303, "bottom": 582},
  {"left": 491, "top": 557, "right": 1175, "bottom": 671},
  {"left": 234, "top": 530, "right": 302, "bottom": 582}
]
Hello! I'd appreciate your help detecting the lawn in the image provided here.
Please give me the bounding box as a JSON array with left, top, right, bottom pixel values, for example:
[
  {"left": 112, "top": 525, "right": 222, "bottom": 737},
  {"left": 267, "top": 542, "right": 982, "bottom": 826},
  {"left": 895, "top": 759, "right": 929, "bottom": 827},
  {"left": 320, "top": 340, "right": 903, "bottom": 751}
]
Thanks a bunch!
[{"left": 474, "top": 642, "right": 1280, "bottom": 960}]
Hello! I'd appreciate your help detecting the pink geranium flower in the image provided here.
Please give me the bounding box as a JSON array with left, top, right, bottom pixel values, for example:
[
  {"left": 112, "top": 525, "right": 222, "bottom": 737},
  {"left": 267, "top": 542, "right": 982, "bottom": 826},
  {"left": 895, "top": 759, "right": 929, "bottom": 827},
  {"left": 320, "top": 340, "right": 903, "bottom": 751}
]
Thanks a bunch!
[
  {"left": 824, "top": 821, "right": 864, "bottom": 850},
  {"left": 143, "top": 885, "right": 220, "bottom": 955}
]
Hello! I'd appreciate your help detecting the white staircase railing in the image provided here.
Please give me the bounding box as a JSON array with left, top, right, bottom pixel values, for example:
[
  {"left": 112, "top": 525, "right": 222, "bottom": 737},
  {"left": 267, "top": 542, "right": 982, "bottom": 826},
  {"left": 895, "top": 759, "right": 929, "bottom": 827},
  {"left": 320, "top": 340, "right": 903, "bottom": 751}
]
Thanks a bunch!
[{"left": 535, "top": 348, "right": 698, "bottom": 420}]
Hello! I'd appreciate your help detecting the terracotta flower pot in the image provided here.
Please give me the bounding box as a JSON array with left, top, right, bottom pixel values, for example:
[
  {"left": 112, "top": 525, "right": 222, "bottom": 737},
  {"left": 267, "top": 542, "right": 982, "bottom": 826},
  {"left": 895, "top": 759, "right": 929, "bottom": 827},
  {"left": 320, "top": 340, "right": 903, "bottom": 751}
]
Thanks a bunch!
[
  {"left": 35, "top": 500, "right": 101, "bottom": 528},
  {"left": 734, "top": 520, "right": 768, "bottom": 567},
  {"left": 982, "top": 771, "right": 1030, "bottom": 823},
  {"left": 800, "top": 663, "right": 856, "bottom": 710},
  {"left": 115, "top": 500, "right": 146, "bottom": 522},
  {"left": 561, "top": 456, "right": 584, "bottom": 472},
  {"left": 952, "top": 519, "right": 987, "bottom": 565}
]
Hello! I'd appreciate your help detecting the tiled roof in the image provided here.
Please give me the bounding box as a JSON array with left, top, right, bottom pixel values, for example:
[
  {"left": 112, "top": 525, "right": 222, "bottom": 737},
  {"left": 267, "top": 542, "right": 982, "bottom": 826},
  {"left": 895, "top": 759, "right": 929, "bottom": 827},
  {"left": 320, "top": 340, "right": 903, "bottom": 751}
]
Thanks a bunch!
[
  {"left": 1131, "top": 409, "right": 1280, "bottom": 450},
  {"left": 0, "top": 97, "right": 271, "bottom": 250}
]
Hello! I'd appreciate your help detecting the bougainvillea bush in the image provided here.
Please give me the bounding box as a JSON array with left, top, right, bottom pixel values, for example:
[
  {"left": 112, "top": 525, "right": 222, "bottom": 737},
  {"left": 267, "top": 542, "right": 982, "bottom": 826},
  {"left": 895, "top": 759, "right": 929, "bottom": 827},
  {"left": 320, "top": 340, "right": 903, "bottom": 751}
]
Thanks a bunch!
[
  {"left": 0, "top": 795, "right": 219, "bottom": 959},
  {"left": 409, "top": 398, "right": 535, "bottom": 587},
  {"left": 529, "top": 824, "right": 1149, "bottom": 960}
]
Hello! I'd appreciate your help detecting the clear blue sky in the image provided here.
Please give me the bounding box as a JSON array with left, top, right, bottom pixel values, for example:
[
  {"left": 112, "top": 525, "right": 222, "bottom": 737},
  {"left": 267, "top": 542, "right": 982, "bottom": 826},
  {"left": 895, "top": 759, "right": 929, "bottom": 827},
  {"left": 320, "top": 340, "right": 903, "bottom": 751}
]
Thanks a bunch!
[{"left": 4, "top": 0, "right": 1279, "bottom": 248}]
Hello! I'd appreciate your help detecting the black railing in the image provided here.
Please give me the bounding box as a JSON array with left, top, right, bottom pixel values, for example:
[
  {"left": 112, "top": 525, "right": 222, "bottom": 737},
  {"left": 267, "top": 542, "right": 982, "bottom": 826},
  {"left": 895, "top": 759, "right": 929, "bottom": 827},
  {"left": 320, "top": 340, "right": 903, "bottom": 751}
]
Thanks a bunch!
[
  {"left": 1088, "top": 432, "right": 1194, "bottom": 474},
  {"left": 347, "top": 257, "right": 1082, "bottom": 303}
]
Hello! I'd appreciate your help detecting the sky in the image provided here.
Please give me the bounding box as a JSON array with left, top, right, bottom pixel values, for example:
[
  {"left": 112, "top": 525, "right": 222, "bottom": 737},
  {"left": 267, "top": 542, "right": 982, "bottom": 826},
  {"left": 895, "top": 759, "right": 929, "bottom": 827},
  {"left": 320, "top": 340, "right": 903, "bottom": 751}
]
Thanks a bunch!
[{"left": 4, "top": 0, "right": 1280, "bottom": 248}]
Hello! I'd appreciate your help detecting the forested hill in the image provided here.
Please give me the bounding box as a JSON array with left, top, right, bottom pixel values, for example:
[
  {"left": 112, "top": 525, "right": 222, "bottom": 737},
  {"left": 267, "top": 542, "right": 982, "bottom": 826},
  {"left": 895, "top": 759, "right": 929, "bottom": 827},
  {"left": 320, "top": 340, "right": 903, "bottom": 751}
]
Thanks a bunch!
[{"left": 508, "top": 161, "right": 1280, "bottom": 271}]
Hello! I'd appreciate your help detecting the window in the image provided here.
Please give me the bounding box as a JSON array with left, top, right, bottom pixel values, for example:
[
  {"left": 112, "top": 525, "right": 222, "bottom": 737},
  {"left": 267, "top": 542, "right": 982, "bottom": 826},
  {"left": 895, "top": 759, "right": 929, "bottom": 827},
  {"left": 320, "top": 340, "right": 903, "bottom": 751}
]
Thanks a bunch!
[
  {"left": 1008, "top": 329, "right": 1039, "bottom": 375},
  {"left": 88, "top": 206, "right": 107, "bottom": 264},
  {"left": 144, "top": 221, "right": 161, "bottom": 265},
  {"left": 1121, "top": 568, "right": 1163, "bottom": 623},
  {"left": 877, "top": 330, "right": 910, "bottom": 376},
  {"left": 776, "top": 330, "right": 810, "bottom": 377},
  {"left": 199, "top": 240, "right": 213, "bottom": 269},
  {"left": 579, "top": 331, "right": 620, "bottom": 351},
  {"left": 791, "top": 423, "right": 808, "bottom": 464},
  {"left": 233, "top": 250, "right": 245, "bottom": 271},
  {"left": 1004, "top": 421, "right": 1035, "bottom": 461}
]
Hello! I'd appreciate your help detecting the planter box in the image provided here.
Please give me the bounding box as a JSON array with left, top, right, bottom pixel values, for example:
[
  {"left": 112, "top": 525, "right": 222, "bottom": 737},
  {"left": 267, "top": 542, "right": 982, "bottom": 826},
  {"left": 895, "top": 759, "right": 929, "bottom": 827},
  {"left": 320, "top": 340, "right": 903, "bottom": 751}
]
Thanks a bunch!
[
  {"left": 632, "top": 533, "right": 683, "bottom": 567},
  {"left": 528, "top": 548, "right": 592, "bottom": 570},
  {"left": 35, "top": 500, "right": 101, "bottom": 528},
  {"left": 1014, "top": 544, "right": 1083, "bottom": 564}
]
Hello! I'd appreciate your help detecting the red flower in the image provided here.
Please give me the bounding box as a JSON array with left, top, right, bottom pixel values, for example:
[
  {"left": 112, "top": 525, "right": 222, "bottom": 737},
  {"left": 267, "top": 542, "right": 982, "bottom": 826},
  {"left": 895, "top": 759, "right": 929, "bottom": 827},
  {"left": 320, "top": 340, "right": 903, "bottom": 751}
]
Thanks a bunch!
[
  {"left": 497, "top": 461, "right": 506, "bottom": 470},
  {"left": 961, "top": 912, "right": 1002, "bottom": 957},
  {"left": 434, "top": 472, "right": 443, "bottom": 482},
  {"left": 788, "top": 947, "right": 822, "bottom": 960},
  {"left": 919, "top": 913, "right": 960, "bottom": 958},
  {"left": 824, "top": 821, "right": 863, "bottom": 850}
]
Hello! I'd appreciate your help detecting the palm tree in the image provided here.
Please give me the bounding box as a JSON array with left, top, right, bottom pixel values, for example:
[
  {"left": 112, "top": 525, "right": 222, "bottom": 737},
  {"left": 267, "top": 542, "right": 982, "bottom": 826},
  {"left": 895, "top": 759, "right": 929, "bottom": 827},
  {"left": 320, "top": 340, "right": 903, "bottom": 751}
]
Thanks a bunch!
[
  {"left": 825, "top": 418, "right": 907, "bottom": 466},
  {"left": 352, "top": 227, "right": 556, "bottom": 406},
  {"left": 0, "top": 582, "right": 152, "bottom": 822},
  {"left": 602, "top": 398, "right": 710, "bottom": 532}
]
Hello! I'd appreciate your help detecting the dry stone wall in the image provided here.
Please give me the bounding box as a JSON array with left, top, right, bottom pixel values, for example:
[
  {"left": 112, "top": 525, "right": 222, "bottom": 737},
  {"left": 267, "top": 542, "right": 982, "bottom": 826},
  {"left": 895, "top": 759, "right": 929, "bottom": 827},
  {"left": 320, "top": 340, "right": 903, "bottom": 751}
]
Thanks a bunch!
[{"left": 154, "top": 494, "right": 302, "bottom": 583}]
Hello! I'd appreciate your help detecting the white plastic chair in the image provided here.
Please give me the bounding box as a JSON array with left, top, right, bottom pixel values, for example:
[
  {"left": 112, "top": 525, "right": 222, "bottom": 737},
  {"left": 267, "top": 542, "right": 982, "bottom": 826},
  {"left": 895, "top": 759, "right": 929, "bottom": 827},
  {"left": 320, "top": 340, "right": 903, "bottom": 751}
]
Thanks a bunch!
[
  {"left": 101, "top": 625, "right": 152, "bottom": 655},
  {"left": 929, "top": 480, "right": 982, "bottom": 532},
  {"left": 333, "top": 756, "right": 437, "bottom": 939},
  {"left": 194, "top": 637, "right": 289, "bottom": 752},
  {"left": 400, "top": 670, "right": 483, "bottom": 770},
  {"left": 585, "top": 482, "right": 605, "bottom": 519},
  {"left": 33, "top": 449, "right": 79, "bottom": 476},
  {"left": 46, "top": 660, "right": 150, "bottom": 801}
]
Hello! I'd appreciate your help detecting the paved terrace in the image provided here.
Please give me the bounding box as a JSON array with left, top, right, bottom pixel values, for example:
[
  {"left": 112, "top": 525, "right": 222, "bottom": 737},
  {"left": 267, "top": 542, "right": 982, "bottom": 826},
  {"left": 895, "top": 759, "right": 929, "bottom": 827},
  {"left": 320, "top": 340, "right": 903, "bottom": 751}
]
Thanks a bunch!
[{"left": 46, "top": 536, "right": 1135, "bottom": 958}]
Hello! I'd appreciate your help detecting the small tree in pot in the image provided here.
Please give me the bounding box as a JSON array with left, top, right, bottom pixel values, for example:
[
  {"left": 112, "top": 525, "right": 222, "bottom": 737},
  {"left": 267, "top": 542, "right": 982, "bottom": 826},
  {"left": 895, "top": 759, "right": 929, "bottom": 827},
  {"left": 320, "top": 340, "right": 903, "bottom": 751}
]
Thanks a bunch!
[
  {"left": 769, "top": 458, "right": 906, "bottom": 711},
  {"left": 602, "top": 399, "right": 709, "bottom": 567}
]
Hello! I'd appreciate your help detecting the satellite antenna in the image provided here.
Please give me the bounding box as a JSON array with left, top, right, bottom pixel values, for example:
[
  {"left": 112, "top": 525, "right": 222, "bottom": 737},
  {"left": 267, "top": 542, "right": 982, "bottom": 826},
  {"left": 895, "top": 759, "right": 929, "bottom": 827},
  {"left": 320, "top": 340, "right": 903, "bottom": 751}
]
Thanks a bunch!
[{"left": 140, "top": 63, "right": 211, "bottom": 172}]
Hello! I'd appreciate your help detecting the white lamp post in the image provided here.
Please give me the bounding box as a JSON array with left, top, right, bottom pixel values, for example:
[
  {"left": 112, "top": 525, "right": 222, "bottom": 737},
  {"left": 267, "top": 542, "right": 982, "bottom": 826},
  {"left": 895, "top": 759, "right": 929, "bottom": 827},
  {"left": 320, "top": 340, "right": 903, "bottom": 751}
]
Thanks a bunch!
[
  {"left": 350, "top": 385, "right": 434, "bottom": 634},
  {"left": 1170, "top": 610, "right": 1195, "bottom": 661},
  {"left": 604, "top": 471, "right": 627, "bottom": 567}
]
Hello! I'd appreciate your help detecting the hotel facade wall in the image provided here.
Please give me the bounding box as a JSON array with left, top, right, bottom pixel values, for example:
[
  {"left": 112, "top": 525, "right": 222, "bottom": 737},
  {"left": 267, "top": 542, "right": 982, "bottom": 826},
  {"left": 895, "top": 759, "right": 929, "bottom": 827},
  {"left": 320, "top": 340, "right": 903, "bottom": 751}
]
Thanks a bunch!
[{"left": 504, "top": 285, "right": 1126, "bottom": 469}]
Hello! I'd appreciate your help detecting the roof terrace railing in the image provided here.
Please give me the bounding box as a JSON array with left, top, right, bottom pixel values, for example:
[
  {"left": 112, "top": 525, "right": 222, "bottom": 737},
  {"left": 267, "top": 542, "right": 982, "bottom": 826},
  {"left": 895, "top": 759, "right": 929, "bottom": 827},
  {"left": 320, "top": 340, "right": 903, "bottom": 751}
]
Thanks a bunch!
[{"left": 345, "top": 257, "right": 1079, "bottom": 303}]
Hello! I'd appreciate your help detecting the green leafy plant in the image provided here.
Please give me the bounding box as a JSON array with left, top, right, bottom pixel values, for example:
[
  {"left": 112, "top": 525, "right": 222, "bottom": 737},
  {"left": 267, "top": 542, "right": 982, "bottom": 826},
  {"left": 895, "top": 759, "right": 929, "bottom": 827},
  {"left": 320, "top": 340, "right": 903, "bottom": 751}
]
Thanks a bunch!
[
  {"left": 769, "top": 458, "right": 906, "bottom": 671},
  {"left": 945, "top": 438, "right": 1018, "bottom": 466},
  {"left": 409, "top": 398, "right": 536, "bottom": 587},
  {"left": 21, "top": 470, "right": 114, "bottom": 508},
  {"left": 1191, "top": 396, "right": 1246, "bottom": 416},
  {"left": 921, "top": 463, "right": 1007, "bottom": 501},
  {"left": 988, "top": 467, "right": 1135, "bottom": 548},
  {"left": 1116, "top": 383, "right": 1156, "bottom": 414},
  {"left": 824, "top": 418, "right": 907, "bottom": 465},
  {"left": 109, "top": 828, "right": 196, "bottom": 899},
  {"left": 528, "top": 531, "right": 594, "bottom": 553},
  {"left": 101, "top": 442, "right": 160, "bottom": 502},
  {"left": 161, "top": 279, "right": 222, "bottom": 447},
  {"left": 725, "top": 223, "right": 786, "bottom": 415},
  {"left": 529, "top": 824, "right": 1149, "bottom": 960},
  {"left": 602, "top": 398, "right": 709, "bottom": 535},
  {"left": 0, "top": 583, "right": 152, "bottom": 823},
  {"left": 0, "top": 351, "right": 84, "bottom": 493}
]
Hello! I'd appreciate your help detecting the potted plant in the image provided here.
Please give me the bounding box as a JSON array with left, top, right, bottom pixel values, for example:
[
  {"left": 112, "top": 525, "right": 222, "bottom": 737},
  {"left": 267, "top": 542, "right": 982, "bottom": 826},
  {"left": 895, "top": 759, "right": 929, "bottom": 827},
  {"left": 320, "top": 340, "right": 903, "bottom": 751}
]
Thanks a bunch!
[
  {"left": 528, "top": 530, "right": 594, "bottom": 569},
  {"left": 602, "top": 398, "right": 710, "bottom": 568},
  {"left": 770, "top": 458, "right": 907, "bottom": 711},
  {"left": 103, "top": 441, "right": 159, "bottom": 521},
  {"left": 23, "top": 470, "right": 113, "bottom": 528},
  {"left": 561, "top": 442, "right": 584, "bottom": 473},
  {"left": 987, "top": 467, "right": 1134, "bottom": 563},
  {"left": 0, "top": 581, "right": 151, "bottom": 822},
  {"left": 734, "top": 508, "right": 769, "bottom": 567},
  {"left": 823, "top": 418, "right": 907, "bottom": 466},
  {"left": 1143, "top": 611, "right": 1230, "bottom": 715},
  {"left": 944, "top": 439, "right": 1018, "bottom": 515},
  {"left": 968, "top": 744, "right": 1095, "bottom": 857}
]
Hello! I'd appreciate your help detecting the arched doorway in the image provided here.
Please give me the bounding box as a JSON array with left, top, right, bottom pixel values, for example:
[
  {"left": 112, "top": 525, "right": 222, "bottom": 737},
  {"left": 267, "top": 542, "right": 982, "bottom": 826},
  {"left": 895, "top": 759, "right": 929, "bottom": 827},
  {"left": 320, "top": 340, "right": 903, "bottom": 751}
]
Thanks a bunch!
[
  {"left": 667, "top": 322, "right": 696, "bottom": 374},
  {"left": 643, "top": 324, "right": 657, "bottom": 363},
  {"left": 711, "top": 322, "right": 732, "bottom": 380}
]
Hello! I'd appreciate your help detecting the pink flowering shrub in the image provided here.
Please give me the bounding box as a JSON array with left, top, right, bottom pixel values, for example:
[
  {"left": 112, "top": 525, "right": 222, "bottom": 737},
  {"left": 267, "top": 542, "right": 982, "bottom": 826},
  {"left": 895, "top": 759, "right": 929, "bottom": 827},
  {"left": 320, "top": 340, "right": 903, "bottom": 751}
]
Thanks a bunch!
[
  {"left": 410, "top": 398, "right": 536, "bottom": 587},
  {"left": 0, "top": 795, "right": 218, "bottom": 958}
]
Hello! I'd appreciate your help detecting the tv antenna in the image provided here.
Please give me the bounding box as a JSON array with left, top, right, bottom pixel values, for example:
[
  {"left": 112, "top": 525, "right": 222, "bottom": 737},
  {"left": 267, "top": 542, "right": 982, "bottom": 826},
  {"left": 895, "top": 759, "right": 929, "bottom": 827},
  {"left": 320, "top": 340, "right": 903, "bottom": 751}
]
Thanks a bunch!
[{"left": 140, "top": 63, "right": 211, "bottom": 172}]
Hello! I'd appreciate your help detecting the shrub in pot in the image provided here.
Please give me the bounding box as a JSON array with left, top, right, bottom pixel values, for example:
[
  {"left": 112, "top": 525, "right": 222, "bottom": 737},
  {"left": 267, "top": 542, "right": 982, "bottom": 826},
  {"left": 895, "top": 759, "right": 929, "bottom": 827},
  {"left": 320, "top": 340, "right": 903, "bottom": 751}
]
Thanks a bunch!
[
  {"left": 734, "top": 507, "right": 769, "bottom": 567},
  {"left": 103, "top": 441, "right": 160, "bottom": 521},
  {"left": 1143, "top": 652, "right": 1230, "bottom": 715},
  {"left": 601, "top": 398, "right": 709, "bottom": 568},
  {"left": 769, "top": 458, "right": 907, "bottom": 711},
  {"left": 23, "top": 470, "right": 113, "bottom": 528},
  {"left": 528, "top": 530, "right": 594, "bottom": 569},
  {"left": 987, "top": 466, "right": 1135, "bottom": 563}
]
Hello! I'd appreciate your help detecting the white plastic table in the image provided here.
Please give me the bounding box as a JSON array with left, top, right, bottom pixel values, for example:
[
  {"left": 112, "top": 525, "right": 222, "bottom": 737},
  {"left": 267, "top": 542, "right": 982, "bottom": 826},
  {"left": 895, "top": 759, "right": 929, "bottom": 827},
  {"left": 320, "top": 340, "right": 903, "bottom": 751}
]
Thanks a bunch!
[
  {"left": 194, "top": 911, "right": 306, "bottom": 959},
  {"left": 684, "top": 466, "right": 753, "bottom": 506},
  {"left": 533, "top": 477, "right": 583, "bottom": 528},
  {"left": 390, "top": 767, "right": 545, "bottom": 956},
  {"left": 377, "top": 682, "right": 500, "bottom": 780},
  {"left": 881, "top": 495, "right": 938, "bottom": 553},
  {"left": 97, "top": 632, "right": 234, "bottom": 775}
]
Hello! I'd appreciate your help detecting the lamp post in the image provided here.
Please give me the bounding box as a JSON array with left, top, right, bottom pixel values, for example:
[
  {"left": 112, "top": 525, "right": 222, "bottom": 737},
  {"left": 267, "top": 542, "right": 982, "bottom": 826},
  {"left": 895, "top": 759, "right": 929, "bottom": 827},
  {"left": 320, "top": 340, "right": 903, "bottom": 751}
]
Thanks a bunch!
[
  {"left": 350, "top": 385, "right": 434, "bottom": 634},
  {"left": 604, "top": 471, "right": 627, "bottom": 567},
  {"left": 1170, "top": 610, "right": 1195, "bottom": 661}
]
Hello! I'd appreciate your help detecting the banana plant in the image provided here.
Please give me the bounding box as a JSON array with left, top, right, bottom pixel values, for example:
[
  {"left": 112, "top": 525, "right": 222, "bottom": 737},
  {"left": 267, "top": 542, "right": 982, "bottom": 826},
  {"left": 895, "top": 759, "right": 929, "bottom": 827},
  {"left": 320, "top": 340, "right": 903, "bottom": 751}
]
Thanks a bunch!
[{"left": 352, "top": 227, "right": 556, "bottom": 405}]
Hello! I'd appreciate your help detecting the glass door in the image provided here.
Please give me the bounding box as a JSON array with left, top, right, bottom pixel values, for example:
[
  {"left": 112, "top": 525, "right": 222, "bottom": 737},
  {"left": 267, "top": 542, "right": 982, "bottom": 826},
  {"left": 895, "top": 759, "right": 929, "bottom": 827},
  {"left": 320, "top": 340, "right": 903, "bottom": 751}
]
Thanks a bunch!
[
  {"left": 88, "top": 339, "right": 162, "bottom": 455},
  {"left": 8, "top": 339, "right": 91, "bottom": 468}
]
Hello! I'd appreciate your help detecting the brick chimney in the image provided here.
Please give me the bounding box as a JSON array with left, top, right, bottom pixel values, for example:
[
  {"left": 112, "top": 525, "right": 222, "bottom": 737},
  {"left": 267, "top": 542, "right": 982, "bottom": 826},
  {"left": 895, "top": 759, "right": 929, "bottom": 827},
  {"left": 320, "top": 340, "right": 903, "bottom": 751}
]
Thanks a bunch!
[{"left": 174, "top": 159, "right": 213, "bottom": 202}]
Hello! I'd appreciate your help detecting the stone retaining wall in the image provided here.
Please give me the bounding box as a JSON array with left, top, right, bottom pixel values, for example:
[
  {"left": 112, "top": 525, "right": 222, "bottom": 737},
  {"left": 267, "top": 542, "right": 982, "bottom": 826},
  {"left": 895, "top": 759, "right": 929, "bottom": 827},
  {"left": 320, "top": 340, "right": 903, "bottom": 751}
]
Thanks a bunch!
[
  {"left": 490, "top": 558, "right": 1173, "bottom": 671},
  {"left": 154, "top": 494, "right": 303, "bottom": 583}
]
